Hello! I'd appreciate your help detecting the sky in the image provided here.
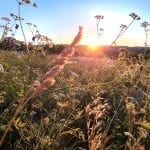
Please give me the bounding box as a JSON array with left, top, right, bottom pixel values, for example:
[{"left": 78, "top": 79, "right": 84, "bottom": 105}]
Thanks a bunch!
[{"left": 0, "top": 0, "right": 150, "bottom": 46}]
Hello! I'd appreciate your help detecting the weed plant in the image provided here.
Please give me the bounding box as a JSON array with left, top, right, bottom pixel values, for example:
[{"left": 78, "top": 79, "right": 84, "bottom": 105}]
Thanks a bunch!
[{"left": 0, "top": 49, "right": 149, "bottom": 149}]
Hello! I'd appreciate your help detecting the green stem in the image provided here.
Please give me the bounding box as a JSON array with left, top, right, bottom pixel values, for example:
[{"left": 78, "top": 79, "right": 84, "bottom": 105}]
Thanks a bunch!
[
  {"left": 119, "top": 19, "right": 134, "bottom": 37},
  {"left": 18, "top": 2, "right": 29, "bottom": 54},
  {"left": 111, "top": 19, "right": 135, "bottom": 46},
  {"left": 111, "top": 28, "right": 125, "bottom": 46},
  {"left": 17, "top": 1, "right": 31, "bottom": 89}
]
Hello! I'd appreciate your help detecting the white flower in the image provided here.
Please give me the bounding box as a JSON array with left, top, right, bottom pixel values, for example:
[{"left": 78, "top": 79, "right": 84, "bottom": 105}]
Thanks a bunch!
[
  {"left": 0, "top": 64, "right": 4, "bottom": 73},
  {"left": 30, "top": 111, "right": 37, "bottom": 116}
]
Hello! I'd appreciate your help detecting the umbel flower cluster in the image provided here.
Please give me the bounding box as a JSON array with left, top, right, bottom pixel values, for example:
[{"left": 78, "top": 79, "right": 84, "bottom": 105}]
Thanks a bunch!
[{"left": 17, "top": 0, "right": 37, "bottom": 7}]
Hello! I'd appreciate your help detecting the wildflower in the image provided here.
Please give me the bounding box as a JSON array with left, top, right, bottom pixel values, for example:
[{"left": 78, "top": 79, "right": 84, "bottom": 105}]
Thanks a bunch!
[
  {"left": 0, "top": 64, "right": 4, "bottom": 73},
  {"left": 6, "top": 27, "right": 13, "bottom": 32},
  {"left": 120, "top": 24, "right": 127, "bottom": 28},
  {"left": 43, "top": 117, "right": 49, "bottom": 126},
  {"left": 22, "top": 0, "right": 31, "bottom": 4},
  {"left": 94, "top": 15, "right": 104, "bottom": 38},
  {"left": 129, "top": 13, "right": 140, "bottom": 20},
  {"left": 17, "top": 16, "right": 24, "bottom": 21},
  {"left": 26, "top": 22, "right": 32, "bottom": 25},
  {"left": 33, "top": 2, "right": 37, "bottom": 7},
  {"left": 32, "top": 36, "right": 36, "bottom": 41},
  {"left": 29, "top": 111, "right": 37, "bottom": 117},
  {"left": 33, "top": 24, "right": 37, "bottom": 28},
  {"left": 1, "top": 17, "right": 11, "bottom": 22},
  {"left": 94, "top": 15, "right": 104, "bottom": 20},
  {"left": 15, "top": 24, "right": 19, "bottom": 29},
  {"left": 10, "top": 13, "right": 14, "bottom": 17},
  {"left": 141, "top": 21, "right": 149, "bottom": 28},
  {"left": 35, "top": 30, "right": 39, "bottom": 34},
  {"left": 141, "top": 21, "right": 150, "bottom": 46},
  {"left": 0, "top": 25, "right": 5, "bottom": 28}
]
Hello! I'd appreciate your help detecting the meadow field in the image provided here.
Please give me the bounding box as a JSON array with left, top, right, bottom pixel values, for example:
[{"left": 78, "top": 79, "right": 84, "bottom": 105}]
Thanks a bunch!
[
  {"left": 0, "top": 0, "right": 150, "bottom": 149},
  {"left": 0, "top": 48, "right": 149, "bottom": 149}
]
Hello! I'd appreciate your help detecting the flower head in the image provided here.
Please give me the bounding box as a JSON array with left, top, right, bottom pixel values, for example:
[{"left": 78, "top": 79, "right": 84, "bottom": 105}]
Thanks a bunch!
[
  {"left": 129, "top": 13, "right": 140, "bottom": 20},
  {"left": 22, "top": 0, "right": 31, "bottom": 4},
  {"left": 141, "top": 21, "right": 150, "bottom": 28},
  {"left": 94, "top": 15, "right": 104, "bottom": 20},
  {"left": 1, "top": 17, "right": 11, "bottom": 22},
  {"left": 33, "top": 2, "right": 37, "bottom": 8}
]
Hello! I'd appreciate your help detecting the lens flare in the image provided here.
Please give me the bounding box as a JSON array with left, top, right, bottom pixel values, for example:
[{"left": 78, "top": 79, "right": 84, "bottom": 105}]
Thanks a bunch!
[{"left": 88, "top": 39, "right": 99, "bottom": 51}]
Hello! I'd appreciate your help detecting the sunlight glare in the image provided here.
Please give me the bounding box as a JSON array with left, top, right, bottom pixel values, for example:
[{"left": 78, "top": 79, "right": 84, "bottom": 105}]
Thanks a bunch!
[{"left": 88, "top": 38, "right": 100, "bottom": 51}]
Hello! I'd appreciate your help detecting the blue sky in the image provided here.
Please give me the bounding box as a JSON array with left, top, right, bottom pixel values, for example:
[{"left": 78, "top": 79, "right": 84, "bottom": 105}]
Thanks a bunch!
[{"left": 0, "top": 0, "right": 150, "bottom": 46}]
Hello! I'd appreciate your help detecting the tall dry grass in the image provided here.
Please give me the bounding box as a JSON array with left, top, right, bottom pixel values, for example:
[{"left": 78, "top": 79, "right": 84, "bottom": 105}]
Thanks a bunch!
[{"left": 0, "top": 26, "right": 83, "bottom": 146}]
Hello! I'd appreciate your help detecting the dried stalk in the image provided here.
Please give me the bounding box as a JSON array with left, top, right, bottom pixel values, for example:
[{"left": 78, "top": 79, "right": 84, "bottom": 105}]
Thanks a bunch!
[
  {"left": 0, "top": 26, "right": 83, "bottom": 146},
  {"left": 34, "top": 26, "right": 83, "bottom": 94}
]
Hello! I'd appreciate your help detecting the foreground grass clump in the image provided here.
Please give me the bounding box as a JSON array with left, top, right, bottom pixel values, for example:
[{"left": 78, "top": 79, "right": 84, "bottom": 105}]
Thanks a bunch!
[{"left": 0, "top": 51, "right": 149, "bottom": 149}]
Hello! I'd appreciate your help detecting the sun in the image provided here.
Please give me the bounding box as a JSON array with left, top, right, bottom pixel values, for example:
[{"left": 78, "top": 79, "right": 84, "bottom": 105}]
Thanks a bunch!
[
  {"left": 87, "top": 39, "right": 100, "bottom": 51},
  {"left": 88, "top": 43, "right": 98, "bottom": 51},
  {"left": 81, "top": 32, "right": 101, "bottom": 51}
]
